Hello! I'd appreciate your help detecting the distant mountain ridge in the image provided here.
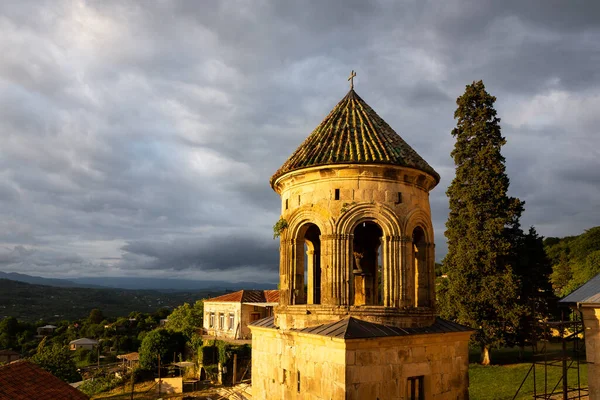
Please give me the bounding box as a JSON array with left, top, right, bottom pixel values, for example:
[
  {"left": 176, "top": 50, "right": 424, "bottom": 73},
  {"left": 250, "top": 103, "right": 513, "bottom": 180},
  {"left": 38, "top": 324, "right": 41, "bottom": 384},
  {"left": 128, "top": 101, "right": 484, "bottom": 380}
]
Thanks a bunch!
[
  {"left": 0, "top": 271, "right": 276, "bottom": 291},
  {"left": 0, "top": 278, "right": 225, "bottom": 322}
]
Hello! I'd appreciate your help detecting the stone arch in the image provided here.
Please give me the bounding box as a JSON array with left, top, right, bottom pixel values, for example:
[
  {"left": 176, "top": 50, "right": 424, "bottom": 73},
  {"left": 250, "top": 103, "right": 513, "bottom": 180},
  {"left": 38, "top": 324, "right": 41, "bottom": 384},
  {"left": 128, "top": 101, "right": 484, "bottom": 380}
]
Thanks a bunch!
[
  {"left": 405, "top": 209, "right": 434, "bottom": 308},
  {"left": 287, "top": 206, "right": 334, "bottom": 239},
  {"left": 404, "top": 208, "right": 434, "bottom": 244},
  {"left": 336, "top": 203, "right": 402, "bottom": 307},
  {"left": 283, "top": 207, "right": 332, "bottom": 306},
  {"left": 336, "top": 203, "right": 401, "bottom": 237}
]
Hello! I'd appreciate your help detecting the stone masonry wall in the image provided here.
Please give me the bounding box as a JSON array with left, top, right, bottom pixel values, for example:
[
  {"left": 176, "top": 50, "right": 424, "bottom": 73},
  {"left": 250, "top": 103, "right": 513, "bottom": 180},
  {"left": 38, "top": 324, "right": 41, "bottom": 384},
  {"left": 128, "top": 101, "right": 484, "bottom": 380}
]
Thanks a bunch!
[
  {"left": 251, "top": 326, "right": 471, "bottom": 400},
  {"left": 345, "top": 332, "right": 470, "bottom": 400},
  {"left": 252, "top": 326, "right": 347, "bottom": 400},
  {"left": 583, "top": 307, "right": 600, "bottom": 400}
]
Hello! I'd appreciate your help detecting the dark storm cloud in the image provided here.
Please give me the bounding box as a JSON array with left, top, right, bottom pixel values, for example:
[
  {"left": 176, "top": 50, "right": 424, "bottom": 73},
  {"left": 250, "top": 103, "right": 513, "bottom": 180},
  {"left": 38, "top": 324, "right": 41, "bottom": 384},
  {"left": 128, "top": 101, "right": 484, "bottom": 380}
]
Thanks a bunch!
[
  {"left": 120, "top": 233, "right": 279, "bottom": 272},
  {"left": 0, "top": 0, "right": 598, "bottom": 278}
]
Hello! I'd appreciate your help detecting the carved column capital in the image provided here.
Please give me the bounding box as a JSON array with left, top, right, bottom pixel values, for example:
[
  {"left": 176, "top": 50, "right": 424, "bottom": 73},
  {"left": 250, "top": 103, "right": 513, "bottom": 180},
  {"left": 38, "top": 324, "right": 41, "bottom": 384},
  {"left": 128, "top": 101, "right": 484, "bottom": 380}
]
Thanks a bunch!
[{"left": 400, "top": 236, "right": 412, "bottom": 244}]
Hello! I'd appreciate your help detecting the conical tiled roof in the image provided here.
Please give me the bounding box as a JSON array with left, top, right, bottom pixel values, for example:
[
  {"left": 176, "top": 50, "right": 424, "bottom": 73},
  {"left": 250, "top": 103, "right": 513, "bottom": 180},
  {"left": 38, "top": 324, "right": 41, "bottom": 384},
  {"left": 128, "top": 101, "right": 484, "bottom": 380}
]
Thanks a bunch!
[{"left": 270, "top": 89, "right": 440, "bottom": 185}]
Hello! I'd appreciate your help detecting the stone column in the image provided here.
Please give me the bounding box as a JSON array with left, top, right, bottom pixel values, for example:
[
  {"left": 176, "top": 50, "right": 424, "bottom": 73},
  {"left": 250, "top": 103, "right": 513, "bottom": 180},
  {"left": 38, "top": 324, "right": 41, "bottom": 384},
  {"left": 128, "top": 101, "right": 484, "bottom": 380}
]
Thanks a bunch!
[
  {"left": 292, "top": 239, "right": 306, "bottom": 305},
  {"left": 279, "top": 239, "right": 291, "bottom": 306},
  {"left": 320, "top": 234, "right": 350, "bottom": 306},
  {"left": 427, "top": 242, "right": 436, "bottom": 309},
  {"left": 382, "top": 235, "right": 402, "bottom": 308},
  {"left": 306, "top": 249, "right": 315, "bottom": 304},
  {"left": 399, "top": 236, "right": 413, "bottom": 307}
]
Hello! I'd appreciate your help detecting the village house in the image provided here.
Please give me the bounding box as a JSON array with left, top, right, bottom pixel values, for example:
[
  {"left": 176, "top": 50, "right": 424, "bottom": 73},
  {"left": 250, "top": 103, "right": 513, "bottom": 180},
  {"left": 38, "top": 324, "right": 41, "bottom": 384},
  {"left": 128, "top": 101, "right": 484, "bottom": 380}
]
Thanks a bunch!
[
  {"left": 36, "top": 325, "right": 57, "bottom": 337},
  {"left": 203, "top": 290, "right": 278, "bottom": 340},
  {"left": 69, "top": 338, "right": 98, "bottom": 351},
  {"left": 249, "top": 79, "right": 473, "bottom": 399},
  {"left": 0, "top": 360, "right": 89, "bottom": 400},
  {"left": 560, "top": 273, "right": 600, "bottom": 400}
]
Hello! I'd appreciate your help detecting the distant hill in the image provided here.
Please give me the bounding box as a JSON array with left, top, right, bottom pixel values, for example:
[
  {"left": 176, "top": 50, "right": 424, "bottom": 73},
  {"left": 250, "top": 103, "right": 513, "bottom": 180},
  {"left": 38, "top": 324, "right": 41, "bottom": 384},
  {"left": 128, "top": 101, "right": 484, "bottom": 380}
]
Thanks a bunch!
[
  {"left": 0, "top": 271, "right": 277, "bottom": 291},
  {"left": 70, "top": 276, "right": 277, "bottom": 291},
  {"left": 0, "top": 271, "right": 104, "bottom": 288},
  {"left": 0, "top": 278, "right": 226, "bottom": 322},
  {"left": 545, "top": 226, "right": 600, "bottom": 297}
]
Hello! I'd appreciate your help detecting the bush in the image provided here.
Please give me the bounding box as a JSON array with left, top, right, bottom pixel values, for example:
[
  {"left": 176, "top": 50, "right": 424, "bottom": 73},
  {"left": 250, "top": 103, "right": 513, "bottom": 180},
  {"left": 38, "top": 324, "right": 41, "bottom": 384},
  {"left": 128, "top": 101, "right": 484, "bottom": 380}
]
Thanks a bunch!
[{"left": 79, "top": 374, "right": 122, "bottom": 396}]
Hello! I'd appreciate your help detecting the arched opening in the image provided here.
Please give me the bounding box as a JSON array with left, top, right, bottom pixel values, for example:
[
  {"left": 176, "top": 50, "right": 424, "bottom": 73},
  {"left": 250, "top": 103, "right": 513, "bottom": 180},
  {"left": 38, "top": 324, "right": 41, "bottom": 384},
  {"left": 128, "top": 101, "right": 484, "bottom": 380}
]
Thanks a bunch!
[
  {"left": 293, "top": 223, "right": 321, "bottom": 305},
  {"left": 412, "top": 226, "right": 429, "bottom": 307},
  {"left": 352, "top": 221, "right": 383, "bottom": 306}
]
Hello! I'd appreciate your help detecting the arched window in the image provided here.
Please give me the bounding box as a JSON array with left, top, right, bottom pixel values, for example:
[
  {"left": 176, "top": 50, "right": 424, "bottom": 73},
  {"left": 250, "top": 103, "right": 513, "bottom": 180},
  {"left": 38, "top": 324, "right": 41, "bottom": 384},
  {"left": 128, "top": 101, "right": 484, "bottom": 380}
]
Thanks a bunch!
[
  {"left": 293, "top": 223, "right": 321, "bottom": 305},
  {"left": 412, "top": 226, "right": 429, "bottom": 307},
  {"left": 352, "top": 221, "right": 383, "bottom": 306}
]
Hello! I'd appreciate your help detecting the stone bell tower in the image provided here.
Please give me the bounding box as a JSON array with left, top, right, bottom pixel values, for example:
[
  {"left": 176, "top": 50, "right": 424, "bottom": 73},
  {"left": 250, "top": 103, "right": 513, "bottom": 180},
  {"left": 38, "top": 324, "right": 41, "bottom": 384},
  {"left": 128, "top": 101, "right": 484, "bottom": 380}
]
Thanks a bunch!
[{"left": 250, "top": 78, "right": 472, "bottom": 400}]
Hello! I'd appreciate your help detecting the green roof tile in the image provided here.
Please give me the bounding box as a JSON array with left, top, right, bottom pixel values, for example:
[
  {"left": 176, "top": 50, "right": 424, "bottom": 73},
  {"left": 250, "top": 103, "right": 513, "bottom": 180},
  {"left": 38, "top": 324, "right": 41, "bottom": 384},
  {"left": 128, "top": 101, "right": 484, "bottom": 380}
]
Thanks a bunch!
[{"left": 271, "top": 89, "right": 440, "bottom": 185}]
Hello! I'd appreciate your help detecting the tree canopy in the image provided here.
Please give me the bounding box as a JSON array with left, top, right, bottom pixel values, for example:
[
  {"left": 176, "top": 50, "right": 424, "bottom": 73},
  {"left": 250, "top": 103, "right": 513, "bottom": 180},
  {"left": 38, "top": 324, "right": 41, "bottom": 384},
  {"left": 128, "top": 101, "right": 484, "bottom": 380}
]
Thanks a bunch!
[
  {"left": 30, "top": 338, "right": 81, "bottom": 383},
  {"left": 165, "top": 300, "right": 204, "bottom": 336},
  {"left": 548, "top": 226, "right": 600, "bottom": 296},
  {"left": 138, "top": 328, "right": 186, "bottom": 370},
  {"left": 440, "top": 80, "right": 525, "bottom": 365}
]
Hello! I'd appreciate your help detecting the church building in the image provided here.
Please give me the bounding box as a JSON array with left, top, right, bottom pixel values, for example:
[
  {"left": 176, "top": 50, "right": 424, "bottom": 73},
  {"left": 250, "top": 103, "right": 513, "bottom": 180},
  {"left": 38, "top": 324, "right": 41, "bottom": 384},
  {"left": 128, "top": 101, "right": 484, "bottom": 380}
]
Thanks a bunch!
[{"left": 250, "top": 75, "right": 472, "bottom": 400}]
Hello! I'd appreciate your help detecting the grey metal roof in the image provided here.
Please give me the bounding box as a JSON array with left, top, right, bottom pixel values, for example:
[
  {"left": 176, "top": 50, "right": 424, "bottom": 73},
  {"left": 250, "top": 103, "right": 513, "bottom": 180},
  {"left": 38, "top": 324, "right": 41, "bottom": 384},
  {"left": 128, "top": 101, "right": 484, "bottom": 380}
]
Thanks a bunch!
[
  {"left": 560, "top": 273, "right": 600, "bottom": 305},
  {"left": 249, "top": 316, "right": 472, "bottom": 339},
  {"left": 249, "top": 315, "right": 276, "bottom": 328}
]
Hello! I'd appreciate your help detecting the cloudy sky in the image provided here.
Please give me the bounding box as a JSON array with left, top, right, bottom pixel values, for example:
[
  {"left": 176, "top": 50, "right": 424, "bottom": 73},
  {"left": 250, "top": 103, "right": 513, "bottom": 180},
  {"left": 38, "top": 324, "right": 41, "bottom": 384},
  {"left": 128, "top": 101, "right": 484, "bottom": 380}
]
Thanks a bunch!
[{"left": 0, "top": 0, "right": 599, "bottom": 283}]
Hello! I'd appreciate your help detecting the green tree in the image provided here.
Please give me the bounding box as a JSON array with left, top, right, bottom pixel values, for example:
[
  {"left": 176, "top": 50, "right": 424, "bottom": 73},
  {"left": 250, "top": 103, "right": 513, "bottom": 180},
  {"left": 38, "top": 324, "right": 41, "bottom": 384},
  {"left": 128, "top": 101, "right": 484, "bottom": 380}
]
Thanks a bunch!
[
  {"left": 441, "top": 80, "right": 524, "bottom": 365},
  {"left": 513, "top": 227, "right": 556, "bottom": 354},
  {"left": 166, "top": 300, "right": 204, "bottom": 336},
  {"left": 138, "top": 329, "right": 186, "bottom": 370},
  {"left": 30, "top": 338, "right": 81, "bottom": 382},
  {"left": 88, "top": 308, "right": 105, "bottom": 325}
]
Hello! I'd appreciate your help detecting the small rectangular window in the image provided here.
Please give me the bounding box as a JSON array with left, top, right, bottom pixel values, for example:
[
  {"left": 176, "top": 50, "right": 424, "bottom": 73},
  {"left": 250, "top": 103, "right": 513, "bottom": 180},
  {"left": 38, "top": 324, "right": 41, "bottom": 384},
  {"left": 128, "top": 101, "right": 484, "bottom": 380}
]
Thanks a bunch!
[
  {"left": 407, "top": 376, "right": 424, "bottom": 400},
  {"left": 285, "top": 199, "right": 288, "bottom": 210},
  {"left": 297, "top": 371, "right": 301, "bottom": 392},
  {"left": 334, "top": 189, "right": 340, "bottom": 200},
  {"left": 397, "top": 192, "right": 403, "bottom": 203},
  {"left": 219, "top": 313, "right": 225, "bottom": 330},
  {"left": 298, "top": 195, "right": 301, "bottom": 205},
  {"left": 209, "top": 313, "right": 215, "bottom": 328}
]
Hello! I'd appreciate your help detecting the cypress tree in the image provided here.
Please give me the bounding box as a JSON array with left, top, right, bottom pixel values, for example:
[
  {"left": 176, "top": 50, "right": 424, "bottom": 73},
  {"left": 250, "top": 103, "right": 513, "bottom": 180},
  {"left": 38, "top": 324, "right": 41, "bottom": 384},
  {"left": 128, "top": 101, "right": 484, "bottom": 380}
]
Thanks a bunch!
[{"left": 441, "top": 80, "right": 524, "bottom": 365}]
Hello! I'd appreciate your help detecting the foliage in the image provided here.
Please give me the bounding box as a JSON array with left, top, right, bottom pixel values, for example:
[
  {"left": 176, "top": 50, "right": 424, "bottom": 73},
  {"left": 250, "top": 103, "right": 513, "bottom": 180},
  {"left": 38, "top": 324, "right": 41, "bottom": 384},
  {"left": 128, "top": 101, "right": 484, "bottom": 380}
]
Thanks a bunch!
[
  {"left": 440, "top": 81, "right": 525, "bottom": 365},
  {"left": 165, "top": 300, "right": 204, "bottom": 337},
  {"left": 73, "top": 347, "right": 96, "bottom": 365},
  {"left": 200, "top": 340, "right": 251, "bottom": 366},
  {"left": 88, "top": 308, "right": 105, "bottom": 324},
  {"left": 511, "top": 227, "right": 557, "bottom": 350},
  {"left": 138, "top": 328, "right": 186, "bottom": 369},
  {"left": 273, "top": 217, "right": 289, "bottom": 239},
  {"left": 79, "top": 372, "right": 123, "bottom": 396},
  {"left": 30, "top": 339, "right": 81, "bottom": 383},
  {"left": 547, "top": 226, "right": 600, "bottom": 296}
]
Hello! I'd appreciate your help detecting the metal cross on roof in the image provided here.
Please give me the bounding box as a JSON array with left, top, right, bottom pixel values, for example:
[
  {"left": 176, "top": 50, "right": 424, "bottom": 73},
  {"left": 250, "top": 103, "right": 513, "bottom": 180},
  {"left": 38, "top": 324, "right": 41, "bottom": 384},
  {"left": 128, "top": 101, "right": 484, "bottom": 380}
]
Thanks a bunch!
[{"left": 348, "top": 70, "right": 356, "bottom": 89}]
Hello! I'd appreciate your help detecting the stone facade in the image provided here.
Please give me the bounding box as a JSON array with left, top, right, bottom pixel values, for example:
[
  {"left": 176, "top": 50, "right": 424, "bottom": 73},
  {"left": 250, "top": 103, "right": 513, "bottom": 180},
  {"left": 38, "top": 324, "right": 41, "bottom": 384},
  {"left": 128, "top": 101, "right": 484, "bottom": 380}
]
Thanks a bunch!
[
  {"left": 204, "top": 302, "right": 271, "bottom": 340},
  {"left": 251, "top": 87, "right": 472, "bottom": 399},
  {"left": 203, "top": 290, "right": 278, "bottom": 340},
  {"left": 252, "top": 325, "right": 470, "bottom": 400},
  {"left": 273, "top": 164, "right": 437, "bottom": 330},
  {"left": 582, "top": 307, "right": 600, "bottom": 400}
]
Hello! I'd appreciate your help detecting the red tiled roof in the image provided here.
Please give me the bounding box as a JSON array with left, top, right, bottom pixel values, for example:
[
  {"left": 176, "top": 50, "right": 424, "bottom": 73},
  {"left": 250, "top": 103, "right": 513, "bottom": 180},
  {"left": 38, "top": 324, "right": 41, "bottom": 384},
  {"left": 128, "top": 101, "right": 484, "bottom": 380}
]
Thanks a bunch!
[
  {"left": 265, "top": 290, "right": 280, "bottom": 303},
  {"left": 0, "top": 361, "right": 89, "bottom": 400},
  {"left": 270, "top": 89, "right": 440, "bottom": 186},
  {"left": 206, "top": 289, "right": 279, "bottom": 304}
]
